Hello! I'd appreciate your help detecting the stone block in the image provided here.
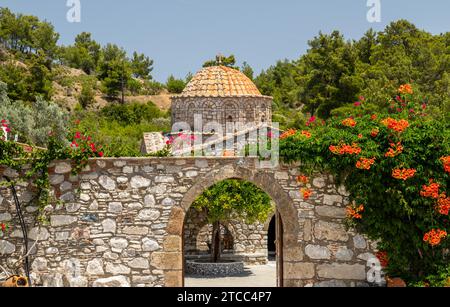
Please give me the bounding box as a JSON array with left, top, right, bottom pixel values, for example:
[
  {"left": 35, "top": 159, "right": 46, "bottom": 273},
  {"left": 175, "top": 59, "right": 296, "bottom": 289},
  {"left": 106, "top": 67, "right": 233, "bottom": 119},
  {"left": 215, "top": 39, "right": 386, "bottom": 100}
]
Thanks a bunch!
[
  {"left": 151, "top": 252, "right": 182, "bottom": 270},
  {"left": 314, "top": 221, "right": 349, "bottom": 242},
  {"left": 305, "top": 244, "right": 331, "bottom": 260},
  {"left": 122, "top": 226, "right": 149, "bottom": 236},
  {"left": 93, "top": 276, "right": 130, "bottom": 287},
  {"left": 163, "top": 236, "right": 181, "bottom": 252},
  {"left": 315, "top": 206, "right": 346, "bottom": 218},
  {"left": 165, "top": 270, "right": 183, "bottom": 287},
  {"left": 131, "top": 176, "right": 151, "bottom": 188},
  {"left": 323, "top": 195, "right": 343, "bottom": 206},
  {"left": 99, "top": 175, "right": 116, "bottom": 191},
  {"left": 128, "top": 257, "right": 150, "bottom": 269},
  {"left": 317, "top": 263, "right": 366, "bottom": 280},
  {"left": 86, "top": 259, "right": 104, "bottom": 275},
  {"left": 283, "top": 262, "right": 315, "bottom": 279},
  {"left": 51, "top": 215, "right": 77, "bottom": 227}
]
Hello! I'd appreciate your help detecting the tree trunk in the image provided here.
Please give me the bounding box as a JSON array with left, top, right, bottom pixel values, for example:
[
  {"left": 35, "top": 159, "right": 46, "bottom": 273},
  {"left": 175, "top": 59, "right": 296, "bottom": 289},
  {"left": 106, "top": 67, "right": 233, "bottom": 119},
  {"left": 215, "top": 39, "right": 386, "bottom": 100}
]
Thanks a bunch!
[{"left": 211, "top": 221, "right": 221, "bottom": 263}]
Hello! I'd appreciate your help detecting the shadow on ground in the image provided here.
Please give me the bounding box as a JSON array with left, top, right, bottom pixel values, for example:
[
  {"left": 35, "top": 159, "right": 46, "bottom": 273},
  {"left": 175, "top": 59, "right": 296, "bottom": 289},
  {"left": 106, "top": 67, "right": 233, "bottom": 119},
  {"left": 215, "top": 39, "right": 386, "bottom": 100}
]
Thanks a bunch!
[
  {"left": 185, "top": 267, "right": 255, "bottom": 279},
  {"left": 185, "top": 263, "right": 277, "bottom": 287}
]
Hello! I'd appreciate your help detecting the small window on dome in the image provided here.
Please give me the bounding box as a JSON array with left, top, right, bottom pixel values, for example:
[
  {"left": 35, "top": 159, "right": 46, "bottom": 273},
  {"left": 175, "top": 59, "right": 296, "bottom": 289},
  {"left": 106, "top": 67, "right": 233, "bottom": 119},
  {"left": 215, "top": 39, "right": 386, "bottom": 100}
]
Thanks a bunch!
[{"left": 227, "top": 115, "right": 233, "bottom": 122}]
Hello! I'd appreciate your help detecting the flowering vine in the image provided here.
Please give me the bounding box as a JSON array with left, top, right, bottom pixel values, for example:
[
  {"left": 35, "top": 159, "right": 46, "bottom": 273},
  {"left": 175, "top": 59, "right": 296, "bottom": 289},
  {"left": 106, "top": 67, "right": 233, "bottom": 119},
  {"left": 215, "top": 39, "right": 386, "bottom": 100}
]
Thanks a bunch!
[{"left": 279, "top": 84, "right": 449, "bottom": 284}]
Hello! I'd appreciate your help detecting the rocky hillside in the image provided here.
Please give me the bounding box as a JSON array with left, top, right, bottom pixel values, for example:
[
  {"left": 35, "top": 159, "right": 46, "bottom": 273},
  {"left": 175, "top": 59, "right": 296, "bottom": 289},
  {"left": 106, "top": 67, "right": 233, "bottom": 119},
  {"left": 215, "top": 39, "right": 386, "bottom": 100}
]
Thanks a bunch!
[
  {"left": 51, "top": 65, "right": 173, "bottom": 112},
  {"left": 1, "top": 46, "right": 172, "bottom": 113}
]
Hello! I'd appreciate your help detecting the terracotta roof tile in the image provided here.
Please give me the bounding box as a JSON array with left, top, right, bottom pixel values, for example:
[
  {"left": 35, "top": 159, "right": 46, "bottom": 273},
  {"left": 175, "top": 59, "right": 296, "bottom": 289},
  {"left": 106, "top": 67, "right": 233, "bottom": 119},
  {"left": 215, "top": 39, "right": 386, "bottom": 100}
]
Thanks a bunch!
[{"left": 179, "top": 66, "right": 263, "bottom": 97}]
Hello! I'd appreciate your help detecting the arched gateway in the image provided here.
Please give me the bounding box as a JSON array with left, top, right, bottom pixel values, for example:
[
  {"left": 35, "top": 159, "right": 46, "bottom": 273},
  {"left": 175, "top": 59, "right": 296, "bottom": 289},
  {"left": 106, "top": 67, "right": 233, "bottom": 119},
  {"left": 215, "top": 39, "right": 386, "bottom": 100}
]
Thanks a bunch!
[
  {"left": 0, "top": 157, "right": 380, "bottom": 287},
  {"left": 170, "top": 160, "right": 299, "bottom": 287}
]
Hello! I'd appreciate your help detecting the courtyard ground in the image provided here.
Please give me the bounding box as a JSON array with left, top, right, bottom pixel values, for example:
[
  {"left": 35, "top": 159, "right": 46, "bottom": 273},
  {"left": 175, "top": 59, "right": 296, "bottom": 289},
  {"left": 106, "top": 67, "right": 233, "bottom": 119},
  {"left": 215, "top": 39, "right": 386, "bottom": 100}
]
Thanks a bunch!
[{"left": 185, "top": 262, "right": 277, "bottom": 287}]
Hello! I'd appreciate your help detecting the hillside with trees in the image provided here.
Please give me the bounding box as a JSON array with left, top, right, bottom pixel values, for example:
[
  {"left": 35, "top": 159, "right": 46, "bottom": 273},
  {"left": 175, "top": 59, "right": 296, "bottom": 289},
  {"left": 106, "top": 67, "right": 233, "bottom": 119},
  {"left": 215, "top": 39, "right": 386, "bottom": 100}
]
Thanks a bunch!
[
  {"left": 255, "top": 20, "right": 449, "bottom": 128},
  {"left": 0, "top": 8, "right": 448, "bottom": 155}
]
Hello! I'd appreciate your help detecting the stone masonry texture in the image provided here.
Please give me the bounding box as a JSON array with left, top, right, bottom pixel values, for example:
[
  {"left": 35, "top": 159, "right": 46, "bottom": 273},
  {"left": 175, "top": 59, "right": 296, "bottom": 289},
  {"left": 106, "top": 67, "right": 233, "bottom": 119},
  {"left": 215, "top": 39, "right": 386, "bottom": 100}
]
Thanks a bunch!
[{"left": 0, "top": 157, "right": 380, "bottom": 287}]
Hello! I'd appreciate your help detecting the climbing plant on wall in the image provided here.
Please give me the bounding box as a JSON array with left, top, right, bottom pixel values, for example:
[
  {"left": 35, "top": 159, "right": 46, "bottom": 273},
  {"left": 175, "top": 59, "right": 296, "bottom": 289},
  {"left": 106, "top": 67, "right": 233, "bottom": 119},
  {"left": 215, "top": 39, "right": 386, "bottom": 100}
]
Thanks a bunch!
[
  {"left": 0, "top": 118, "right": 104, "bottom": 284},
  {"left": 280, "top": 84, "right": 449, "bottom": 286}
]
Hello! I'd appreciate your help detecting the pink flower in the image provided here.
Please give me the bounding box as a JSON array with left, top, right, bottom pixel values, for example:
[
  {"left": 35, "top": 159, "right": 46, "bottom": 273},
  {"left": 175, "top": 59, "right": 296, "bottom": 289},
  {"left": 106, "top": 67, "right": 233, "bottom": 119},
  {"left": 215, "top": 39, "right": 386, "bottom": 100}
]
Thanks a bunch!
[
  {"left": 306, "top": 116, "right": 316, "bottom": 126},
  {"left": 422, "top": 103, "right": 427, "bottom": 110},
  {"left": 98, "top": 152, "right": 104, "bottom": 157},
  {"left": 359, "top": 96, "right": 366, "bottom": 102},
  {"left": 354, "top": 101, "right": 362, "bottom": 107},
  {"left": 89, "top": 143, "right": 96, "bottom": 152},
  {"left": 75, "top": 132, "right": 82, "bottom": 139}
]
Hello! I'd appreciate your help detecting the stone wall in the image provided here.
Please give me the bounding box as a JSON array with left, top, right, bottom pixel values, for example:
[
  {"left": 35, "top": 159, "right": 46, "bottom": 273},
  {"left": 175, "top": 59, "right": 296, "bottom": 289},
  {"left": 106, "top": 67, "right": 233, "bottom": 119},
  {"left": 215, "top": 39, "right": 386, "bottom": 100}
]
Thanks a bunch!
[
  {"left": 0, "top": 157, "right": 382, "bottom": 287},
  {"left": 171, "top": 96, "right": 273, "bottom": 132},
  {"left": 184, "top": 207, "right": 269, "bottom": 265}
]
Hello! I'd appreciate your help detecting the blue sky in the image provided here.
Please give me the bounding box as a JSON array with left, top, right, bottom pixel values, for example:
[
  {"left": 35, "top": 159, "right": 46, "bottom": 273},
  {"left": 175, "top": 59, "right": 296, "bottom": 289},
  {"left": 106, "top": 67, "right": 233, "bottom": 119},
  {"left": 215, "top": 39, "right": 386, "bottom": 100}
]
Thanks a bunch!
[{"left": 1, "top": 0, "right": 449, "bottom": 82}]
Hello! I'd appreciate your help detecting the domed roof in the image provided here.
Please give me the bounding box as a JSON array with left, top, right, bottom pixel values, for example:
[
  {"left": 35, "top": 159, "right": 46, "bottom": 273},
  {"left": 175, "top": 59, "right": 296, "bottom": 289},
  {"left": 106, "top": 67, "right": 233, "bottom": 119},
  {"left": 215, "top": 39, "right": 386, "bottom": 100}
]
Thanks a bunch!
[{"left": 179, "top": 66, "right": 263, "bottom": 98}]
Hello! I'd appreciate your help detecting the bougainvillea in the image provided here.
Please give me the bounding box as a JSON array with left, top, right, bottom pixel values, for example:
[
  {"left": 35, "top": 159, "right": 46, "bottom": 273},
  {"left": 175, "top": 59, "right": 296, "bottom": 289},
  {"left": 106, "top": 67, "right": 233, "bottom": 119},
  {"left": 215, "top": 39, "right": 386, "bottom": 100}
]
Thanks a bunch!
[{"left": 280, "top": 84, "right": 449, "bottom": 285}]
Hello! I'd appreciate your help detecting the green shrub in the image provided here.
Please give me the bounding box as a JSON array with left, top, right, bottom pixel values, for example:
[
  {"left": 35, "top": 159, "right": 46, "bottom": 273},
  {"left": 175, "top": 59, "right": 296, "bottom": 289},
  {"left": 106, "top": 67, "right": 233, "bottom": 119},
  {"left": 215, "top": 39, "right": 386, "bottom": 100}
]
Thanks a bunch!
[
  {"left": 75, "top": 107, "right": 170, "bottom": 157},
  {"left": 78, "top": 82, "right": 95, "bottom": 109},
  {"left": 166, "top": 75, "right": 186, "bottom": 94},
  {"left": 141, "top": 80, "right": 165, "bottom": 95},
  {"left": 100, "top": 101, "right": 166, "bottom": 125},
  {"left": 0, "top": 82, "right": 68, "bottom": 146}
]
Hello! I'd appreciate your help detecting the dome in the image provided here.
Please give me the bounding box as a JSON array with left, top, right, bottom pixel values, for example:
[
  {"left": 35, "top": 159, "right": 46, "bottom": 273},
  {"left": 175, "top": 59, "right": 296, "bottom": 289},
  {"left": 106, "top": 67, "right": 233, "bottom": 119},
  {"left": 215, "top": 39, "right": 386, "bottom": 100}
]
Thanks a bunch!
[{"left": 179, "top": 66, "right": 263, "bottom": 98}]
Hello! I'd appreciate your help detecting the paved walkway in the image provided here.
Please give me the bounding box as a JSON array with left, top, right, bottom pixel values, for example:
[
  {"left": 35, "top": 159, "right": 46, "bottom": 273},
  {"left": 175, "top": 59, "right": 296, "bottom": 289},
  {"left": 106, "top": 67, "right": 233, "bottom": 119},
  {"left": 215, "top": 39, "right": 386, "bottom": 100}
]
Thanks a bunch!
[{"left": 185, "top": 262, "right": 277, "bottom": 288}]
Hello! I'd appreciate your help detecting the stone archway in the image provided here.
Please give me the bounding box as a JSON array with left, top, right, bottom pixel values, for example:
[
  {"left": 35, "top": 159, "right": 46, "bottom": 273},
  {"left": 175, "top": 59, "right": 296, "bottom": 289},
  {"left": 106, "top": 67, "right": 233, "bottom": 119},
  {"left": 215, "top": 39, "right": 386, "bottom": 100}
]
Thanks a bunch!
[
  {"left": 1, "top": 157, "right": 378, "bottom": 287},
  {"left": 165, "top": 164, "right": 300, "bottom": 287}
]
